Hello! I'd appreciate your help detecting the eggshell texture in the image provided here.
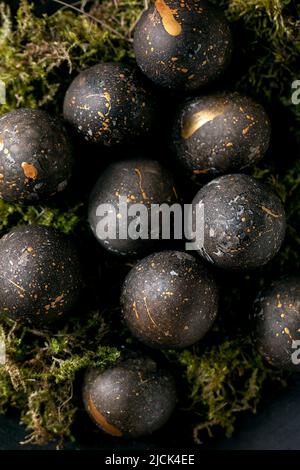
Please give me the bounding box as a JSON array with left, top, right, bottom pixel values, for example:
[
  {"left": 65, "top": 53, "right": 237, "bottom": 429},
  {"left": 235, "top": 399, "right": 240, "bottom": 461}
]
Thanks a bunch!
[
  {"left": 121, "top": 250, "right": 218, "bottom": 349},
  {"left": 134, "top": 0, "right": 232, "bottom": 92},
  {"left": 88, "top": 159, "right": 179, "bottom": 256},
  {"left": 0, "top": 108, "right": 73, "bottom": 203},
  {"left": 0, "top": 225, "right": 82, "bottom": 326},
  {"left": 190, "top": 174, "right": 286, "bottom": 271},
  {"left": 83, "top": 356, "right": 177, "bottom": 438},
  {"left": 63, "top": 62, "right": 156, "bottom": 146},
  {"left": 252, "top": 276, "right": 300, "bottom": 371},
  {"left": 172, "top": 92, "right": 271, "bottom": 175}
]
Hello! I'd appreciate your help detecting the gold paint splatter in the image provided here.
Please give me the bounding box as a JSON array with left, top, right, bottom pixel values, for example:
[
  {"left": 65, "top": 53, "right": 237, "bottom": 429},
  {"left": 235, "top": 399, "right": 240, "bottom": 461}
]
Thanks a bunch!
[
  {"left": 133, "top": 301, "right": 139, "bottom": 320},
  {"left": 50, "top": 293, "right": 64, "bottom": 309},
  {"left": 102, "top": 91, "right": 111, "bottom": 103},
  {"left": 155, "top": 0, "right": 182, "bottom": 36},
  {"left": 21, "top": 162, "right": 38, "bottom": 180},
  {"left": 135, "top": 168, "right": 148, "bottom": 200},
  {"left": 261, "top": 206, "right": 281, "bottom": 218},
  {"left": 193, "top": 168, "right": 210, "bottom": 175},
  {"left": 182, "top": 106, "right": 225, "bottom": 139},
  {"left": 0, "top": 137, "right": 3, "bottom": 152},
  {"left": 283, "top": 326, "right": 293, "bottom": 340},
  {"left": 87, "top": 395, "right": 122, "bottom": 437},
  {"left": 7, "top": 279, "right": 26, "bottom": 292},
  {"left": 143, "top": 296, "right": 158, "bottom": 327}
]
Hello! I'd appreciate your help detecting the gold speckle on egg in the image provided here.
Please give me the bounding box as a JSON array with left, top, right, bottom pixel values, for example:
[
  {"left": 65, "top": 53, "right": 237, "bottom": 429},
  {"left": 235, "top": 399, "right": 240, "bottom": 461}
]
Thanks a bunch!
[
  {"left": 21, "top": 162, "right": 38, "bottom": 179},
  {"left": 182, "top": 106, "right": 225, "bottom": 139},
  {"left": 155, "top": 0, "right": 182, "bottom": 36}
]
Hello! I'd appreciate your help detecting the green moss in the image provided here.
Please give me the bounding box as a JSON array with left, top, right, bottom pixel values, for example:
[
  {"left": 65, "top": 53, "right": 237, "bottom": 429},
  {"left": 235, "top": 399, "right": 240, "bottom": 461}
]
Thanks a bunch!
[
  {"left": 170, "top": 338, "right": 287, "bottom": 441},
  {"left": 0, "top": 0, "right": 299, "bottom": 446},
  {"left": 0, "top": 315, "right": 121, "bottom": 445},
  {"left": 0, "top": 0, "right": 142, "bottom": 115},
  {"left": 0, "top": 200, "right": 83, "bottom": 237}
]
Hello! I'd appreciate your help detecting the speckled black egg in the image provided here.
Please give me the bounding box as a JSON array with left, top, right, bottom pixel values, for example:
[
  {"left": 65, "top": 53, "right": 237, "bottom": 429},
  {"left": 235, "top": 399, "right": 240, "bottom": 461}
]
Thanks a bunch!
[
  {"left": 0, "top": 108, "right": 73, "bottom": 203},
  {"left": 88, "top": 159, "right": 179, "bottom": 256},
  {"left": 133, "top": 0, "right": 232, "bottom": 92},
  {"left": 189, "top": 174, "right": 286, "bottom": 271},
  {"left": 121, "top": 250, "right": 218, "bottom": 349},
  {"left": 252, "top": 276, "right": 300, "bottom": 371},
  {"left": 172, "top": 93, "right": 271, "bottom": 175},
  {"left": 63, "top": 62, "right": 156, "bottom": 146},
  {"left": 0, "top": 225, "right": 82, "bottom": 326},
  {"left": 83, "top": 356, "right": 177, "bottom": 438}
]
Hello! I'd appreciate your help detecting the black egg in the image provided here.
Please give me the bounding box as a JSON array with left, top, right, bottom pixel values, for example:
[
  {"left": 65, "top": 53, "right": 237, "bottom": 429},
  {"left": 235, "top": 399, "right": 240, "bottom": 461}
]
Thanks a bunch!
[
  {"left": 63, "top": 62, "right": 156, "bottom": 146},
  {"left": 189, "top": 174, "right": 286, "bottom": 271},
  {"left": 134, "top": 0, "right": 232, "bottom": 92},
  {"left": 0, "top": 225, "right": 82, "bottom": 326},
  {"left": 88, "top": 159, "right": 178, "bottom": 256},
  {"left": 172, "top": 93, "right": 271, "bottom": 175},
  {"left": 252, "top": 276, "right": 300, "bottom": 371},
  {"left": 0, "top": 108, "right": 73, "bottom": 203},
  {"left": 83, "top": 356, "right": 177, "bottom": 438},
  {"left": 121, "top": 250, "right": 218, "bottom": 349}
]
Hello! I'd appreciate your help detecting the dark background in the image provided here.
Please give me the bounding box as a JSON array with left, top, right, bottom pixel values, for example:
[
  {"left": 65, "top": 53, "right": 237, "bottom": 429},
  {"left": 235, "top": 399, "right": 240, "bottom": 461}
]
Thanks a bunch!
[{"left": 1, "top": 375, "right": 300, "bottom": 450}]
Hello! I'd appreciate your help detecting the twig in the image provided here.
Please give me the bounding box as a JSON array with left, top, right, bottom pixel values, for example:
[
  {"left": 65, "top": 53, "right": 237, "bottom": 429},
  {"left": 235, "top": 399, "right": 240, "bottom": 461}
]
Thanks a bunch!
[
  {"left": 129, "top": 0, "right": 149, "bottom": 35},
  {"left": 51, "top": 0, "right": 130, "bottom": 42}
]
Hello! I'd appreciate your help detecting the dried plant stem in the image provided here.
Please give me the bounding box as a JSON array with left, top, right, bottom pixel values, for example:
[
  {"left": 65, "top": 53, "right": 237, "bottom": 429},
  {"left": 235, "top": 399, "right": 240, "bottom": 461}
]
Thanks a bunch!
[{"left": 52, "top": 0, "right": 130, "bottom": 41}]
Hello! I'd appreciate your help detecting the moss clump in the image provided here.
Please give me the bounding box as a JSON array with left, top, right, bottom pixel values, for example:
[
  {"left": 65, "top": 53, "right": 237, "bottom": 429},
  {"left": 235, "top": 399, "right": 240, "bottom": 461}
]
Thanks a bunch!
[
  {"left": 0, "top": 315, "right": 120, "bottom": 446},
  {"left": 173, "top": 337, "right": 287, "bottom": 441},
  {"left": 0, "top": 0, "right": 299, "bottom": 446},
  {"left": 0, "top": 200, "right": 83, "bottom": 237},
  {"left": 0, "top": 0, "right": 142, "bottom": 114}
]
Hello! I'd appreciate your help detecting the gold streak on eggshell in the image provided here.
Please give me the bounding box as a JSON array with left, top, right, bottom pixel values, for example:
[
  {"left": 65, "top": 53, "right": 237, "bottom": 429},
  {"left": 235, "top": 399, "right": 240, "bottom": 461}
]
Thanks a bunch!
[
  {"left": 155, "top": 0, "right": 182, "bottom": 36},
  {"left": 87, "top": 395, "right": 122, "bottom": 437},
  {"left": 261, "top": 206, "right": 281, "bottom": 218},
  {"left": 102, "top": 91, "right": 111, "bottom": 102},
  {"left": 0, "top": 137, "right": 4, "bottom": 152},
  {"left": 133, "top": 301, "right": 139, "bottom": 320},
  {"left": 21, "top": 162, "right": 38, "bottom": 179},
  {"left": 181, "top": 107, "right": 225, "bottom": 139},
  {"left": 193, "top": 168, "right": 210, "bottom": 175}
]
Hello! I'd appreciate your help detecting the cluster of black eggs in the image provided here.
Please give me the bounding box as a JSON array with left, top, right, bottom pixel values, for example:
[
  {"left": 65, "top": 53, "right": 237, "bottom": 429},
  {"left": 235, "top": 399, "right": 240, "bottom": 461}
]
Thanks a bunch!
[{"left": 0, "top": 0, "right": 297, "bottom": 440}]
